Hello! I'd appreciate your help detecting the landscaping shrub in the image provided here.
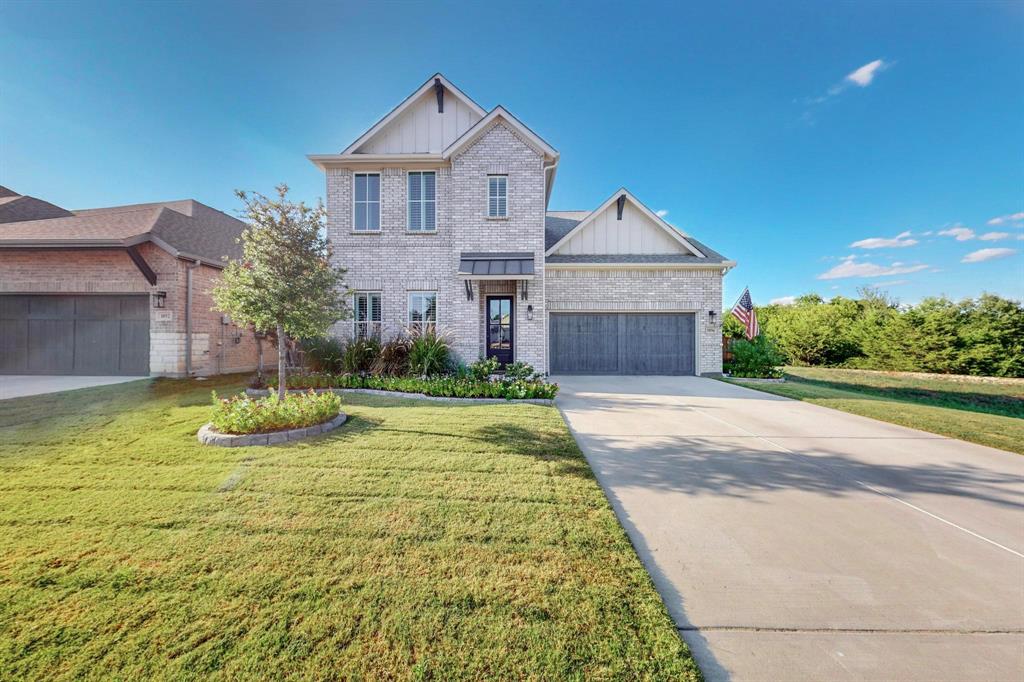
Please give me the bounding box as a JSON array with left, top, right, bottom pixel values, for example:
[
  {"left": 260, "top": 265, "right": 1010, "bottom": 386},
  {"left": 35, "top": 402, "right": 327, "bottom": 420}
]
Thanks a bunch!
[
  {"left": 301, "top": 337, "right": 346, "bottom": 373},
  {"left": 502, "top": 361, "right": 543, "bottom": 382},
  {"left": 341, "top": 337, "right": 380, "bottom": 374},
  {"left": 210, "top": 390, "right": 342, "bottom": 434},
  {"left": 725, "top": 335, "right": 786, "bottom": 378},
  {"left": 269, "top": 372, "right": 559, "bottom": 400},
  {"left": 247, "top": 371, "right": 268, "bottom": 389},
  {"left": 408, "top": 328, "right": 451, "bottom": 376},
  {"left": 371, "top": 336, "right": 411, "bottom": 377},
  {"left": 468, "top": 357, "right": 500, "bottom": 380}
]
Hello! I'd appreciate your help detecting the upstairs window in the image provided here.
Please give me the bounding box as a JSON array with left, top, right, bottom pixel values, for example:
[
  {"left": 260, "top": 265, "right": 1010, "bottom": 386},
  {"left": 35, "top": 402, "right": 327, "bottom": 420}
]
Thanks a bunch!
[
  {"left": 408, "top": 292, "right": 437, "bottom": 334},
  {"left": 353, "top": 292, "right": 382, "bottom": 339},
  {"left": 407, "top": 171, "right": 436, "bottom": 232},
  {"left": 354, "top": 173, "right": 380, "bottom": 232},
  {"left": 487, "top": 175, "right": 507, "bottom": 218}
]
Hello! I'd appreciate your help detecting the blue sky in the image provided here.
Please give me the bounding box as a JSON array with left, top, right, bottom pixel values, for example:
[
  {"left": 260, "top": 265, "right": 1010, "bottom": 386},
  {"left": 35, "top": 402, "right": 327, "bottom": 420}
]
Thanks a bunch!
[{"left": 2, "top": 1, "right": 1021, "bottom": 306}]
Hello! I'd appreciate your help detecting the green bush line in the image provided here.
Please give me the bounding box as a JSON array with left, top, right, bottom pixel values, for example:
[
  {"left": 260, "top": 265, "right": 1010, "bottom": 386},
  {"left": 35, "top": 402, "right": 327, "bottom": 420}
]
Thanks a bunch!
[
  {"left": 210, "top": 390, "right": 342, "bottom": 434},
  {"left": 269, "top": 373, "right": 559, "bottom": 400}
]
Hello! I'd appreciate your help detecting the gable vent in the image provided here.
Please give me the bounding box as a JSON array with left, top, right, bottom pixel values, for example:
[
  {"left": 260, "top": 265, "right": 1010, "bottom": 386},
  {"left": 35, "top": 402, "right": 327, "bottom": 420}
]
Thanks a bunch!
[
  {"left": 616, "top": 194, "right": 626, "bottom": 220},
  {"left": 434, "top": 78, "right": 444, "bottom": 113}
]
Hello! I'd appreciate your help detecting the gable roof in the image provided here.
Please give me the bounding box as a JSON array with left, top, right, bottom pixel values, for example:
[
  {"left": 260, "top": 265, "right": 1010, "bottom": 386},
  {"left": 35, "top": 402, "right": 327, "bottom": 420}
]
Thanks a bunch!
[
  {"left": 0, "top": 191, "right": 74, "bottom": 223},
  {"left": 544, "top": 188, "right": 706, "bottom": 258},
  {"left": 340, "top": 73, "right": 487, "bottom": 156},
  {"left": 0, "top": 197, "right": 246, "bottom": 267},
  {"left": 442, "top": 106, "right": 558, "bottom": 161}
]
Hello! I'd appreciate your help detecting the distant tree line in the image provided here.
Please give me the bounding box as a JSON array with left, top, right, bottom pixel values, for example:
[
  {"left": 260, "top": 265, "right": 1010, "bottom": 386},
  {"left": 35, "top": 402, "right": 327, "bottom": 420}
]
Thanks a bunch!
[{"left": 723, "top": 291, "right": 1024, "bottom": 378}]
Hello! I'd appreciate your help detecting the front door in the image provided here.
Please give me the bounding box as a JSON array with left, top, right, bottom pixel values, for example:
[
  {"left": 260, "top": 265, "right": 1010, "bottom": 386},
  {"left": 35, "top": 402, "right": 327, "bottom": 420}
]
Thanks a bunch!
[{"left": 486, "top": 296, "right": 514, "bottom": 365}]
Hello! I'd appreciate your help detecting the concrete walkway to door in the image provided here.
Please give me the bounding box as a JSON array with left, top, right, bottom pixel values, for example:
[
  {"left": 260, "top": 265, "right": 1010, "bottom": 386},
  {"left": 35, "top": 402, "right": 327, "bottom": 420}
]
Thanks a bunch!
[
  {"left": 554, "top": 375, "right": 1024, "bottom": 681},
  {"left": 0, "top": 376, "right": 149, "bottom": 401}
]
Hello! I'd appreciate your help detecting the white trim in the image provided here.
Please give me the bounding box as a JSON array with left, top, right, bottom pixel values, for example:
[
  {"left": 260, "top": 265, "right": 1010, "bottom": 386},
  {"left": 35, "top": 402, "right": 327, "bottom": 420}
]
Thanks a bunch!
[
  {"left": 352, "top": 291, "right": 382, "bottom": 339},
  {"left": 407, "top": 290, "right": 438, "bottom": 332},
  {"left": 352, "top": 172, "right": 381, "bottom": 233},
  {"left": 545, "top": 260, "right": 736, "bottom": 270},
  {"left": 340, "top": 74, "right": 486, "bottom": 156},
  {"left": 406, "top": 170, "right": 437, "bottom": 232},
  {"left": 307, "top": 153, "right": 444, "bottom": 170},
  {"left": 443, "top": 106, "right": 559, "bottom": 161},
  {"left": 544, "top": 188, "right": 706, "bottom": 259}
]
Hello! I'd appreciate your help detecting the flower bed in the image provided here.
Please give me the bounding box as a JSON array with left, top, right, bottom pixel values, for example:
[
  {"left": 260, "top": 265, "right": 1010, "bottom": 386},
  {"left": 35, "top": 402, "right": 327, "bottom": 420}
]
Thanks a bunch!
[
  {"left": 210, "top": 390, "right": 343, "bottom": 435},
  {"left": 269, "top": 372, "right": 559, "bottom": 400}
]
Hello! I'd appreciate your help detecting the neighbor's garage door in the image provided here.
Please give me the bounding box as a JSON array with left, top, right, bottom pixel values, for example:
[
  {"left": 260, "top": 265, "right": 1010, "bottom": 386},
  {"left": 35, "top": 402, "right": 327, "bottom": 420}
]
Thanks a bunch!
[
  {"left": 0, "top": 295, "right": 150, "bottom": 375},
  {"left": 549, "top": 312, "right": 695, "bottom": 375}
]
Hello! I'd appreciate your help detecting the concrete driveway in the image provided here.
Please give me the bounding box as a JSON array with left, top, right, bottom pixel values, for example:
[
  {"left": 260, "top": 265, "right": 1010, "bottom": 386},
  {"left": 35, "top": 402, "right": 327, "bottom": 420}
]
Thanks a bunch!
[
  {"left": 555, "top": 375, "right": 1024, "bottom": 681},
  {"left": 0, "top": 375, "right": 148, "bottom": 400}
]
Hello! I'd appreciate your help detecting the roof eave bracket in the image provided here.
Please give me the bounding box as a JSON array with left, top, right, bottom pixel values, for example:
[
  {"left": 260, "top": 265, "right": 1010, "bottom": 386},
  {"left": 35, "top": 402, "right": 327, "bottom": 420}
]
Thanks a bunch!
[
  {"left": 616, "top": 195, "right": 626, "bottom": 220},
  {"left": 434, "top": 78, "right": 444, "bottom": 113},
  {"left": 126, "top": 245, "right": 157, "bottom": 286}
]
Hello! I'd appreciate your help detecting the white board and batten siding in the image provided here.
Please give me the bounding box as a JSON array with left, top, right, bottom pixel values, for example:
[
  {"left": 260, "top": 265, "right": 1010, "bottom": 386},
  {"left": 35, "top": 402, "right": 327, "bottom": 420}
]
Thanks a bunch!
[
  {"left": 354, "top": 91, "right": 483, "bottom": 155},
  {"left": 553, "top": 201, "right": 688, "bottom": 256}
]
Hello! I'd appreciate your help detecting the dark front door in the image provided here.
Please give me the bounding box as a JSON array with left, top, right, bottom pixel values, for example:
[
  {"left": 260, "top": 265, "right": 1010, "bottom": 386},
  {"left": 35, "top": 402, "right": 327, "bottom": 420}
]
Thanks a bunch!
[{"left": 486, "top": 296, "right": 514, "bottom": 365}]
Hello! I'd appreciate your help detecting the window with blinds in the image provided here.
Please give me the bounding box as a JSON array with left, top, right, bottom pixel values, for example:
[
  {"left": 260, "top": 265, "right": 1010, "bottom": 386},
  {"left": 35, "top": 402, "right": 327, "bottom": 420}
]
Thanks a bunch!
[
  {"left": 354, "top": 173, "right": 380, "bottom": 231},
  {"left": 408, "top": 292, "right": 437, "bottom": 334},
  {"left": 487, "top": 175, "right": 507, "bottom": 218},
  {"left": 353, "top": 292, "right": 382, "bottom": 339},
  {"left": 407, "top": 171, "right": 436, "bottom": 232}
]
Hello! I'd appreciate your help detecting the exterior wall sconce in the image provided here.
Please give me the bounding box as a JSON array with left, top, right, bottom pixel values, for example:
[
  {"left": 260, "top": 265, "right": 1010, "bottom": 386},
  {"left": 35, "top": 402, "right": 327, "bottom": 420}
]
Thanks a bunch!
[
  {"left": 152, "top": 291, "right": 167, "bottom": 308},
  {"left": 708, "top": 310, "right": 716, "bottom": 320},
  {"left": 527, "top": 304, "right": 534, "bottom": 321}
]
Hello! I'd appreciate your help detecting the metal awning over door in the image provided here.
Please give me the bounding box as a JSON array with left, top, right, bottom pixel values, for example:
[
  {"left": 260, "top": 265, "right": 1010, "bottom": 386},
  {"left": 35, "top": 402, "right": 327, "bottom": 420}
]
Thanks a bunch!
[
  {"left": 0, "top": 295, "right": 150, "bottom": 375},
  {"left": 549, "top": 312, "right": 695, "bottom": 375}
]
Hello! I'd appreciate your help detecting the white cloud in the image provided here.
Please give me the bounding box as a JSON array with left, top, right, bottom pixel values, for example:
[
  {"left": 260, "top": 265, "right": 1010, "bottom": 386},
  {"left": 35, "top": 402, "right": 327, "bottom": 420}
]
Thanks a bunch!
[
  {"left": 868, "top": 279, "right": 910, "bottom": 288},
  {"left": 817, "top": 255, "right": 929, "bottom": 280},
  {"left": 655, "top": 209, "right": 669, "bottom": 218},
  {"left": 770, "top": 296, "right": 797, "bottom": 306},
  {"left": 846, "top": 59, "right": 888, "bottom": 87},
  {"left": 938, "top": 225, "right": 975, "bottom": 241},
  {"left": 961, "top": 248, "right": 1017, "bottom": 263},
  {"left": 987, "top": 212, "right": 1024, "bottom": 226},
  {"left": 979, "top": 231, "right": 1010, "bottom": 241},
  {"left": 849, "top": 230, "right": 917, "bottom": 249}
]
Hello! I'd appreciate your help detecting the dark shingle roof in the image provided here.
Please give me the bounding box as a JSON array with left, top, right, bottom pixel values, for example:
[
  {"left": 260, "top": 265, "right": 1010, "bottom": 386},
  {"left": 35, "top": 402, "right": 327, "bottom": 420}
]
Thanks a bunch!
[
  {"left": 0, "top": 195, "right": 245, "bottom": 265},
  {"left": 544, "top": 215, "right": 582, "bottom": 250},
  {"left": 0, "top": 195, "right": 75, "bottom": 223}
]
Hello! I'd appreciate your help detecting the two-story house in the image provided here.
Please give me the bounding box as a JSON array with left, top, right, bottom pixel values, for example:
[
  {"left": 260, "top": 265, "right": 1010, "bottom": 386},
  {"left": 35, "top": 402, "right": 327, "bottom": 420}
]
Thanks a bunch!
[{"left": 309, "top": 74, "right": 734, "bottom": 376}]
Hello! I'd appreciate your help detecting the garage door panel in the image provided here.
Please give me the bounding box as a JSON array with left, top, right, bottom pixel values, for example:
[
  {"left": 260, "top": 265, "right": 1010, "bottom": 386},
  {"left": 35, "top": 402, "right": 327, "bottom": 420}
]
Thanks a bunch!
[
  {"left": 550, "top": 312, "right": 695, "bottom": 376},
  {"left": 0, "top": 295, "right": 149, "bottom": 375},
  {"left": 28, "top": 320, "right": 74, "bottom": 373},
  {"left": 74, "top": 320, "right": 120, "bottom": 374},
  {"left": 119, "top": 320, "right": 150, "bottom": 374}
]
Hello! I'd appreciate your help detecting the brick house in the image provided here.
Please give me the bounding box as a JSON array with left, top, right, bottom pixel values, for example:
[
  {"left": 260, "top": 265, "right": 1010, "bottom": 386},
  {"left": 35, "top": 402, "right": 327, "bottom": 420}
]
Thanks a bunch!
[
  {"left": 310, "top": 74, "right": 735, "bottom": 375},
  {"left": 0, "top": 187, "right": 261, "bottom": 377}
]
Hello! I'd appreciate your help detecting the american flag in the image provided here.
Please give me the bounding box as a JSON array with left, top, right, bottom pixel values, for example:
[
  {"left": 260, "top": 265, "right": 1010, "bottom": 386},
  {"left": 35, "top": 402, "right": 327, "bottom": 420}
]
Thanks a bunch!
[{"left": 731, "top": 288, "right": 759, "bottom": 339}]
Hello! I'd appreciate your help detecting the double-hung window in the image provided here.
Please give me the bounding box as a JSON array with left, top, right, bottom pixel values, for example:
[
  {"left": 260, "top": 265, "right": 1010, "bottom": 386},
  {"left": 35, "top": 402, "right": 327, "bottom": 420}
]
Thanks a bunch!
[
  {"left": 487, "top": 175, "right": 507, "bottom": 218},
  {"left": 408, "top": 292, "right": 437, "bottom": 334},
  {"left": 354, "top": 173, "right": 380, "bottom": 232},
  {"left": 407, "top": 171, "right": 436, "bottom": 232},
  {"left": 353, "top": 292, "right": 381, "bottom": 339}
]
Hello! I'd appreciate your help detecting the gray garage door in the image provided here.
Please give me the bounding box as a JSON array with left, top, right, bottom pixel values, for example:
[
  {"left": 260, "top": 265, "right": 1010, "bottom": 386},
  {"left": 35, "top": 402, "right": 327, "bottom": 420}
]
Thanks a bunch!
[
  {"left": 0, "top": 295, "right": 150, "bottom": 375},
  {"left": 549, "top": 312, "right": 695, "bottom": 375}
]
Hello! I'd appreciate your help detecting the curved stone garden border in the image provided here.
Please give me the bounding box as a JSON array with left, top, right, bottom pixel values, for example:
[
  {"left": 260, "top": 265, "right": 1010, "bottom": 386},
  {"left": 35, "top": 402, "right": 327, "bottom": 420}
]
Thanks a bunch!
[
  {"left": 197, "top": 412, "right": 348, "bottom": 447},
  {"left": 246, "top": 387, "right": 554, "bottom": 405},
  {"left": 726, "top": 376, "right": 786, "bottom": 384}
]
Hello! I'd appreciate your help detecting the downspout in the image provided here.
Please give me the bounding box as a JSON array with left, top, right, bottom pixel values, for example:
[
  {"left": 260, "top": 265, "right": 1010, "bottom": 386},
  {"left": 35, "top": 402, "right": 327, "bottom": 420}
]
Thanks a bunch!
[{"left": 185, "top": 259, "right": 200, "bottom": 377}]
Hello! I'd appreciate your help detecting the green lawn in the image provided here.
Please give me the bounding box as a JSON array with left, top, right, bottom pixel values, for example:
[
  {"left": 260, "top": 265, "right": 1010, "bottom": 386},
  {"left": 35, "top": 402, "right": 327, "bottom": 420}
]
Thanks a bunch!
[
  {"left": 724, "top": 366, "right": 1024, "bottom": 454},
  {"left": 0, "top": 376, "right": 697, "bottom": 680}
]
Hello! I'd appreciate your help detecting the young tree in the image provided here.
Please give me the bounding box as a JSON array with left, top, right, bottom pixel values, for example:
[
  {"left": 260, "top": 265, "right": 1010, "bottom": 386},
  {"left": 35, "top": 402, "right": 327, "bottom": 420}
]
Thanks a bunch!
[{"left": 213, "top": 184, "right": 349, "bottom": 398}]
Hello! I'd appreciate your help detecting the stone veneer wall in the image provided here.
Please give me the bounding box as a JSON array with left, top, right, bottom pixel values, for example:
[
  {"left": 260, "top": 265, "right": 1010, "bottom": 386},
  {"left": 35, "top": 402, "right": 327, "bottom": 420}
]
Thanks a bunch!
[
  {"left": 326, "top": 121, "right": 548, "bottom": 369},
  {"left": 0, "top": 244, "right": 259, "bottom": 377},
  {"left": 545, "top": 267, "right": 724, "bottom": 375}
]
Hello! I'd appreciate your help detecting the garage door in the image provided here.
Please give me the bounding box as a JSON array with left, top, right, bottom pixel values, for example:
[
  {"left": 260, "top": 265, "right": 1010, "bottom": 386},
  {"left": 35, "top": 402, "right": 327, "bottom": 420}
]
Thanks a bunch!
[
  {"left": 549, "top": 312, "right": 695, "bottom": 375},
  {"left": 0, "top": 295, "right": 150, "bottom": 375}
]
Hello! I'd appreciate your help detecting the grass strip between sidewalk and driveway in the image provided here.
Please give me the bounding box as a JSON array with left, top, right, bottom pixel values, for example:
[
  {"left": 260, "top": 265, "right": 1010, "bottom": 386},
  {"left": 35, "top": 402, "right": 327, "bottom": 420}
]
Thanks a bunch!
[
  {"left": 0, "top": 374, "right": 698, "bottom": 680},
  {"left": 723, "top": 366, "right": 1024, "bottom": 454}
]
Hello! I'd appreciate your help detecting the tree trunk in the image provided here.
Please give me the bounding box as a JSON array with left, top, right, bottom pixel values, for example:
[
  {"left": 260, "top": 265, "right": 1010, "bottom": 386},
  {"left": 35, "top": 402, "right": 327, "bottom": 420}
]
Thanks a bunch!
[{"left": 277, "top": 323, "right": 287, "bottom": 400}]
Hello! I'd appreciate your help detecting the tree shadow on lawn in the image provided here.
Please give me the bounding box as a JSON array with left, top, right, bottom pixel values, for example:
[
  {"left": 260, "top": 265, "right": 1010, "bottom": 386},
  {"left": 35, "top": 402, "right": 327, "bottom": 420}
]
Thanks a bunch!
[
  {"left": 784, "top": 374, "right": 1024, "bottom": 419},
  {"left": 471, "top": 423, "right": 595, "bottom": 479}
]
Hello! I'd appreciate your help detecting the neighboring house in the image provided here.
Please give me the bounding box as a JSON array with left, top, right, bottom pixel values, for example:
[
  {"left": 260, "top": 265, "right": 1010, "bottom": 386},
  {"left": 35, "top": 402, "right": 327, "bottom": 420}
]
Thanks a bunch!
[
  {"left": 310, "top": 74, "right": 735, "bottom": 375},
  {"left": 0, "top": 187, "right": 260, "bottom": 377}
]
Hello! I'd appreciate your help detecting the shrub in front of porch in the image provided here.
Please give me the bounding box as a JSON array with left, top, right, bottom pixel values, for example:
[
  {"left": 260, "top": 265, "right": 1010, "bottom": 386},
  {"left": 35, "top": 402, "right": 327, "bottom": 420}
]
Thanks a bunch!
[{"left": 271, "top": 372, "right": 558, "bottom": 400}]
